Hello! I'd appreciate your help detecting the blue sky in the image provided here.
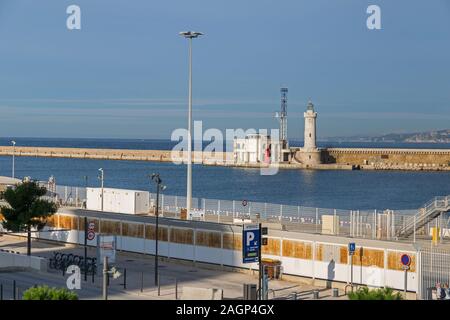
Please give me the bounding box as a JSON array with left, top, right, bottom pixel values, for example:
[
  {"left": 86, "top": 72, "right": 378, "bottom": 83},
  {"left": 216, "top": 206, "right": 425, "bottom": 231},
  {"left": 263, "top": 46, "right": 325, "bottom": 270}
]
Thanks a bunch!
[{"left": 0, "top": 0, "right": 449, "bottom": 139}]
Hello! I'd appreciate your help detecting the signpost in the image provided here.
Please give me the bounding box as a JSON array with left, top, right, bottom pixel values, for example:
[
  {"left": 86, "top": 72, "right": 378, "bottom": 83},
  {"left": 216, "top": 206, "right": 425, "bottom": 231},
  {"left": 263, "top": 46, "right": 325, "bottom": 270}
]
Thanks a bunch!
[
  {"left": 242, "top": 224, "right": 260, "bottom": 263},
  {"left": 84, "top": 217, "right": 87, "bottom": 281},
  {"left": 84, "top": 219, "right": 96, "bottom": 281},
  {"left": 87, "top": 221, "right": 96, "bottom": 241},
  {"left": 400, "top": 254, "right": 411, "bottom": 297},
  {"left": 97, "top": 235, "right": 117, "bottom": 264},
  {"left": 242, "top": 223, "right": 268, "bottom": 300},
  {"left": 348, "top": 243, "right": 356, "bottom": 291}
]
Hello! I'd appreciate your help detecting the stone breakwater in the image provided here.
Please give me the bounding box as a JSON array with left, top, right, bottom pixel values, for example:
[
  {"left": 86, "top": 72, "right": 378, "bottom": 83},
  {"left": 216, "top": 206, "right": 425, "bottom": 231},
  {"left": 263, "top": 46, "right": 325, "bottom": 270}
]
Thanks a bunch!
[
  {"left": 0, "top": 146, "right": 449, "bottom": 171},
  {"left": 322, "top": 148, "right": 450, "bottom": 171},
  {"left": 0, "top": 146, "right": 230, "bottom": 164}
]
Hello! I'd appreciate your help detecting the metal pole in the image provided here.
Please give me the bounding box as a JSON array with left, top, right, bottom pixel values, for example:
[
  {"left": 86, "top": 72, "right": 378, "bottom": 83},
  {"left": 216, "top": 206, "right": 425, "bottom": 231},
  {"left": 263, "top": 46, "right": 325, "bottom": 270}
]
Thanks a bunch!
[
  {"left": 404, "top": 269, "right": 408, "bottom": 298},
  {"left": 372, "top": 210, "right": 376, "bottom": 239},
  {"left": 175, "top": 278, "right": 178, "bottom": 300},
  {"left": 13, "top": 280, "right": 16, "bottom": 300},
  {"left": 392, "top": 211, "right": 395, "bottom": 239},
  {"left": 315, "top": 208, "right": 319, "bottom": 233},
  {"left": 102, "top": 256, "right": 108, "bottom": 300},
  {"left": 233, "top": 200, "right": 235, "bottom": 218},
  {"left": 101, "top": 170, "right": 104, "bottom": 211},
  {"left": 349, "top": 211, "right": 353, "bottom": 237},
  {"left": 158, "top": 274, "right": 161, "bottom": 296},
  {"left": 356, "top": 210, "right": 359, "bottom": 237},
  {"left": 27, "top": 225, "right": 31, "bottom": 256},
  {"left": 141, "top": 272, "right": 144, "bottom": 292},
  {"left": 374, "top": 209, "right": 377, "bottom": 239},
  {"left": 350, "top": 254, "right": 354, "bottom": 292},
  {"left": 218, "top": 201, "right": 220, "bottom": 223},
  {"left": 155, "top": 182, "right": 160, "bottom": 286},
  {"left": 334, "top": 209, "right": 337, "bottom": 235},
  {"left": 413, "top": 216, "right": 416, "bottom": 243},
  {"left": 84, "top": 217, "right": 88, "bottom": 282},
  {"left": 258, "top": 223, "right": 262, "bottom": 300},
  {"left": 11, "top": 141, "right": 15, "bottom": 178},
  {"left": 186, "top": 36, "right": 193, "bottom": 216},
  {"left": 0, "top": 284, "right": 2, "bottom": 300},
  {"left": 123, "top": 268, "right": 127, "bottom": 289},
  {"left": 218, "top": 200, "right": 221, "bottom": 218}
]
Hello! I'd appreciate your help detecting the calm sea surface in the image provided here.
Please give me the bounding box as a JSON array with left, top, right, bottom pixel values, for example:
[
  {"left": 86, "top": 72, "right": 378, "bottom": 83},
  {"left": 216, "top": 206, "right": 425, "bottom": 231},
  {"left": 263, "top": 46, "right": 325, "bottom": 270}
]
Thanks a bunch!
[{"left": 0, "top": 137, "right": 449, "bottom": 211}]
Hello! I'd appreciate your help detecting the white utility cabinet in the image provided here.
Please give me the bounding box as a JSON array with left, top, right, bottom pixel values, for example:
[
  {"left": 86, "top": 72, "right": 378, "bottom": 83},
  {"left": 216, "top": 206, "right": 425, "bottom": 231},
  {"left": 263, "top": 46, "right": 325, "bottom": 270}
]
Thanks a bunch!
[{"left": 86, "top": 187, "right": 150, "bottom": 214}]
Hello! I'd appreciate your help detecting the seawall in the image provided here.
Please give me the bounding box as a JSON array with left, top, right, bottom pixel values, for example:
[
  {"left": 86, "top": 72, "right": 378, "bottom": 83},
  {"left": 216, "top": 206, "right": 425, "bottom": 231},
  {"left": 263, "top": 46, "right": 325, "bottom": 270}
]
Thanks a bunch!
[
  {"left": 0, "top": 146, "right": 449, "bottom": 171},
  {"left": 0, "top": 146, "right": 230, "bottom": 164},
  {"left": 323, "top": 148, "right": 450, "bottom": 170}
]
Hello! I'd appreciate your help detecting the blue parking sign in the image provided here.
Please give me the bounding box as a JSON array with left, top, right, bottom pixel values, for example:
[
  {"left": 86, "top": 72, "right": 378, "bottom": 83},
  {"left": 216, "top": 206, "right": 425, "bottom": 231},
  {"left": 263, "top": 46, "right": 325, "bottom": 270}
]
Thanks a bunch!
[
  {"left": 348, "top": 242, "right": 356, "bottom": 255},
  {"left": 243, "top": 224, "right": 260, "bottom": 263}
]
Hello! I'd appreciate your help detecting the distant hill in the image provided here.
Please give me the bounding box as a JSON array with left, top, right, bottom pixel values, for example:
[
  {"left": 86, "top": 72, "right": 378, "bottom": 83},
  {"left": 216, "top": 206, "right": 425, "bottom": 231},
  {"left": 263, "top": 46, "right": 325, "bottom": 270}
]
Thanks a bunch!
[{"left": 322, "top": 129, "right": 450, "bottom": 143}]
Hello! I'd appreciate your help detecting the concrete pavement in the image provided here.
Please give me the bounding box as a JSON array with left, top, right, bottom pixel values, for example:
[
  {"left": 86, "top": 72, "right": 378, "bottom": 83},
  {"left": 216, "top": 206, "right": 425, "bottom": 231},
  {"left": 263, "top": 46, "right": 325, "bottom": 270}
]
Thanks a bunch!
[{"left": 0, "top": 235, "right": 346, "bottom": 300}]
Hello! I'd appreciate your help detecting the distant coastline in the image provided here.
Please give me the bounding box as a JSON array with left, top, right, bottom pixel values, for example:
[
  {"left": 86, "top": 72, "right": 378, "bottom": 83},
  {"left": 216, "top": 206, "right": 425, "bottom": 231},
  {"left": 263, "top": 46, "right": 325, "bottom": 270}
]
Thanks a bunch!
[
  {"left": 0, "top": 136, "right": 449, "bottom": 151},
  {"left": 321, "top": 129, "right": 450, "bottom": 144}
]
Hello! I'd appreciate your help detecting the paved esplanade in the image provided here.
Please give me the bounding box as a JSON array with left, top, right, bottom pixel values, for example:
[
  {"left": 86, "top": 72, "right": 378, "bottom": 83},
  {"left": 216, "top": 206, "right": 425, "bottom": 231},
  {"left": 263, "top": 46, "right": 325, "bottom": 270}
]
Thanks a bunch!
[{"left": 0, "top": 235, "right": 345, "bottom": 300}]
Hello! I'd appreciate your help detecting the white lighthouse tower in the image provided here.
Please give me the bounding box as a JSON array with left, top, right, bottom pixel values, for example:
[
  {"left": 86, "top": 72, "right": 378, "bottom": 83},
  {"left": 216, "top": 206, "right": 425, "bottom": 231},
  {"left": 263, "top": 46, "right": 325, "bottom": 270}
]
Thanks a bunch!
[
  {"left": 304, "top": 100, "right": 317, "bottom": 150},
  {"left": 295, "top": 100, "right": 322, "bottom": 166}
]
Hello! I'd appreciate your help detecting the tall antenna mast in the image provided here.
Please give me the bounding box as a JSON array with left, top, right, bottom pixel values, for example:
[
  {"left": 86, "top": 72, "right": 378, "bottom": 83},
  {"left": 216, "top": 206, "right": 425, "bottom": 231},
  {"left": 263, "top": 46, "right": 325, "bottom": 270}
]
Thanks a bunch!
[{"left": 279, "top": 87, "right": 288, "bottom": 146}]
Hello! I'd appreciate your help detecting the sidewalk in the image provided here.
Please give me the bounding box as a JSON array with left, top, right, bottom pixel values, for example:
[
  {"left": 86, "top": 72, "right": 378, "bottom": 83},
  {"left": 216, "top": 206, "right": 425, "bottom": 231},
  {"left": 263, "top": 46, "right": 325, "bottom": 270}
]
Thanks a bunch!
[{"left": 0, "top": 235, "right": 346, "bottom": 300}]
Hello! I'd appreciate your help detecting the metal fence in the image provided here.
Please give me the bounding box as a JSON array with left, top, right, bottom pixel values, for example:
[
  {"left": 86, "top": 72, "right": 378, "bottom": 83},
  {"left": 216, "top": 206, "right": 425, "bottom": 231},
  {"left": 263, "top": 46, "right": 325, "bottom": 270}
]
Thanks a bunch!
[
  {"left": 418, "top": 246, "right": 450, "bottom": 300},
  {"left": 38, "top": 182, "right": 438, "bottom": 242}
]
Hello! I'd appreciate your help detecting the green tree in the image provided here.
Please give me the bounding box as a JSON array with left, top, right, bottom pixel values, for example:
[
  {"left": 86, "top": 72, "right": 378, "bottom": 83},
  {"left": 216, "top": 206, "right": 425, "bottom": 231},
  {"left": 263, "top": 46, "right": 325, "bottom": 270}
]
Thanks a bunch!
[
  {"left": 0, "top": 180, "right": 58, "bottom": 255},
  {"left": 348, "top": 286, "right": 403, "bottom": 300},
  {"left": 22, "top": 285, "right": 78, "bottom": 300}
]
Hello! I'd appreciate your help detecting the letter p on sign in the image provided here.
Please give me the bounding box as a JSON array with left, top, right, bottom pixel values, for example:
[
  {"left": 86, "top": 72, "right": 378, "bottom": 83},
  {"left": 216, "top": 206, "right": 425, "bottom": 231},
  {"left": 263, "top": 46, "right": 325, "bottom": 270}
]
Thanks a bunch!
[{"left": 246, "top": 232, "right": 255, "bottom": 246}]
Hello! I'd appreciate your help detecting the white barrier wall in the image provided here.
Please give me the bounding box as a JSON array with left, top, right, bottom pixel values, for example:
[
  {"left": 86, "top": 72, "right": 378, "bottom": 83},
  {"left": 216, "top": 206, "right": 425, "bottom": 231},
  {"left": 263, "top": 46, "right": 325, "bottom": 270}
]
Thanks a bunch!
[
  {"left": 0, "top": 251, "right": 47, "bottom": 271},
  {"left": 37, "top": 212, "right": 418, "bottom": 292}
]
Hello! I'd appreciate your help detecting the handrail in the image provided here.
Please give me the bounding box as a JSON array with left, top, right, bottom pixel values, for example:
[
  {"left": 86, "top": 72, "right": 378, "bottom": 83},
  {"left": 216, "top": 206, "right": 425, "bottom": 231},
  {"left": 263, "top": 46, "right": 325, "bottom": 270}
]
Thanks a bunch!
[{"left": 396, "top": 195, "right": 450, "bottom": 238}]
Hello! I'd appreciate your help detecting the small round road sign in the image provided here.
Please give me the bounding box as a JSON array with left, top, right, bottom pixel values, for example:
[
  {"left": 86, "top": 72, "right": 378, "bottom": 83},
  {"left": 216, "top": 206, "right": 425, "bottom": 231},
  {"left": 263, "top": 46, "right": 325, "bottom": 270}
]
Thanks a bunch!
[
  {"left": 401, "top": 254, "right": 411, "bottom": 267},
  {"left": 242, "top": 200, "right": 248, "bottom": 207},
  {"left": 87, "top": 231, "right": 95, "bottom": 241}
]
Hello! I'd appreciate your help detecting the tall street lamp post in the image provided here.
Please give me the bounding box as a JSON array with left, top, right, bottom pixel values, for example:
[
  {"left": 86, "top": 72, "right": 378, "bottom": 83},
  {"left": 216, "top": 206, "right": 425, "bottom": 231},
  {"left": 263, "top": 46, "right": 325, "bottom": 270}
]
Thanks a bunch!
[
  {"left": 150, "top": 173, "right": 166, "bottom": 286},
  {"left": 11, "top": 140, "right": 16, "bottom": 178},
  {"left": 179, "top": 31, "right": 203, "bottom": 216}
]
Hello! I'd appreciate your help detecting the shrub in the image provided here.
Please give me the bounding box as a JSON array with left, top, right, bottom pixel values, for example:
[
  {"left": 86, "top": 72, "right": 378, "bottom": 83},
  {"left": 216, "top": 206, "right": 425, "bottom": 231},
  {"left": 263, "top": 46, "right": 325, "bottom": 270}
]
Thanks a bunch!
[
  {"left": 22, "top": 285, "right": 78, "bottom": 300},
  {"left": 348, "top": 286, "right": 403, "bottom": 300}
]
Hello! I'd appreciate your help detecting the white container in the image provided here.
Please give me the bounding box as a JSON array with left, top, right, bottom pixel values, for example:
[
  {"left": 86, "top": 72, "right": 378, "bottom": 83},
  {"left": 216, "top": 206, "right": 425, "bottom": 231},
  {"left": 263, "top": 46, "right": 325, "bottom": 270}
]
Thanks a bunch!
[
  {"left": 86, "top": 187, "right": 150, "bottom": 214},
  {"left": 322, "top": 215, "right": 340, "bottom": 235}
]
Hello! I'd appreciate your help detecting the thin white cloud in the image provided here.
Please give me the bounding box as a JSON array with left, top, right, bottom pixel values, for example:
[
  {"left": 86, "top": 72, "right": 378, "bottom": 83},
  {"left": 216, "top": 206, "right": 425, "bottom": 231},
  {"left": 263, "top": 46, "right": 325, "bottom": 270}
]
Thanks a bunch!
[{"left": 1, "top": 103, "right": 448, "bottom": 120}]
